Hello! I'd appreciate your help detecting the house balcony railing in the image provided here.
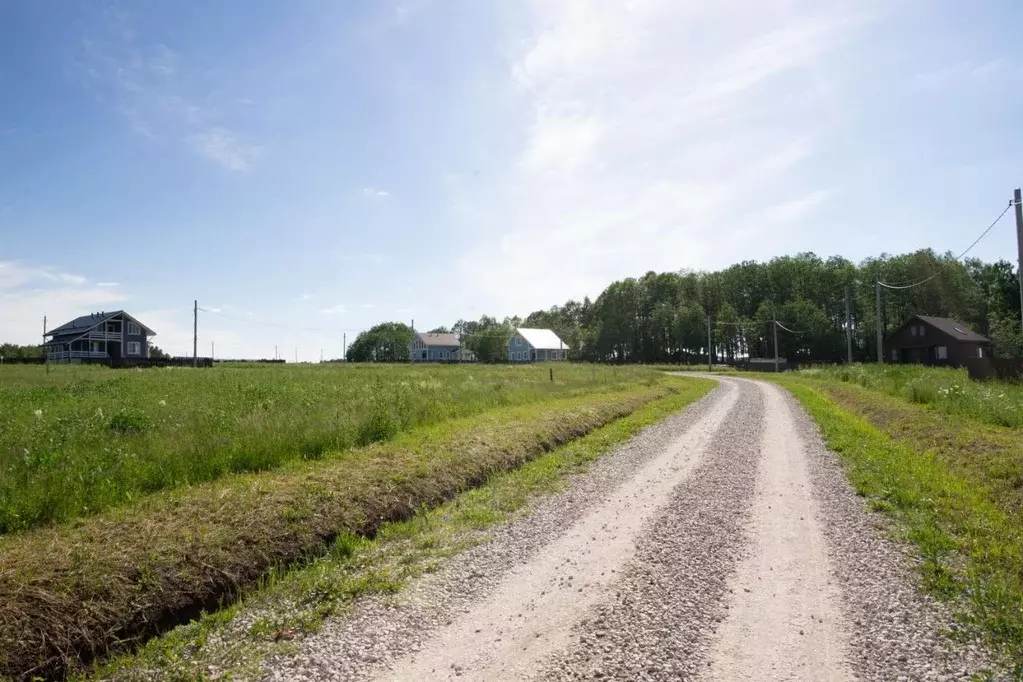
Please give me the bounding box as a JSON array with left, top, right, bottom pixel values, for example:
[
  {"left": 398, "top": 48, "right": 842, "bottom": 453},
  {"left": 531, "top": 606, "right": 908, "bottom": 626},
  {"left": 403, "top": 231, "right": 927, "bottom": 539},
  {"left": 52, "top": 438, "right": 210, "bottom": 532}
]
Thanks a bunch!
[{"left": 46, "top": 350, "right": 109, "bottom": 361}]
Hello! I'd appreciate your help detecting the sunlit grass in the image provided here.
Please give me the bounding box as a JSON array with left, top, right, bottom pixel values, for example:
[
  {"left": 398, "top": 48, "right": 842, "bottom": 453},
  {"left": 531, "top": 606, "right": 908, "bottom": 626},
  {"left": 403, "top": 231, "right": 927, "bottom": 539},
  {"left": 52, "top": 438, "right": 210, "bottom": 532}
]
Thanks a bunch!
[
  {"left": 0, "top": 363, "right": 658, "bottom": 533},
  {"left": 798, "top": 364, "right": 1023, "bottom": 429}
]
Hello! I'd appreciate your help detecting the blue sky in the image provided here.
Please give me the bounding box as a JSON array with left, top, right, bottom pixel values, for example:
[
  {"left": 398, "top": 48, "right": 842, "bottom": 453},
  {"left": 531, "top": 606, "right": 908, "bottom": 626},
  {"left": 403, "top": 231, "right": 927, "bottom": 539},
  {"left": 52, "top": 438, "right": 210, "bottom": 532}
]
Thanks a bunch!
[{"left": 1, "top": 0, "right": 1020, "bottom": 359}]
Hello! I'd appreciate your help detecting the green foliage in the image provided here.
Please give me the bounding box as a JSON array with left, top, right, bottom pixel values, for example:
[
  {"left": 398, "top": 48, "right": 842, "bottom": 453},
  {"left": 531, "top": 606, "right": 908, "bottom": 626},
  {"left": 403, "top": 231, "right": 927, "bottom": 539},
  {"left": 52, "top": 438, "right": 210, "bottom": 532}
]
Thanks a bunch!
[
  {"left": 346, "top": 322, "right": 414, "bottom": 362},
  {"left": 0, "top": 363, "right": 660, "bottom": 533},
  {"left": 463, "top": 316, "right": 513, "bottom": 363},
  {"left": 0, "top": 343, "right": 42, "bottom": 359},
  {"left": 800, "top": 364, "right": 1023, "bottom": 429},
  {"left": 148, "top": 344, "right": 171, "bottom": 360}
]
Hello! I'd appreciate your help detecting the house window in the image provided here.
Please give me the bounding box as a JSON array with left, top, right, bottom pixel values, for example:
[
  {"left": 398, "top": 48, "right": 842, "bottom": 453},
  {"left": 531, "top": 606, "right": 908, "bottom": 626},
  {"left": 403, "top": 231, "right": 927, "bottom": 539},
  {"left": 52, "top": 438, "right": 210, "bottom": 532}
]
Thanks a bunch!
[
  {"left": 910, "top": 326, "right": 917, "bottom": 337},
  {"left": 891, "top": 349, "right": 899, "bottom": 362},
  {"left": 936, "top": 346, "right": 948, "bottom": 360},
  {"left": 127, "top": 322, "right": 141, "bottom": 336},
  {"left": 422, "top": 351, "right": 428, "bottom": 360},
  {"left": 126, "top": 341, "right": 141, "bottom": 356},
  {"left": 978, "top": 347, "right": 984, "bottom": 358}
]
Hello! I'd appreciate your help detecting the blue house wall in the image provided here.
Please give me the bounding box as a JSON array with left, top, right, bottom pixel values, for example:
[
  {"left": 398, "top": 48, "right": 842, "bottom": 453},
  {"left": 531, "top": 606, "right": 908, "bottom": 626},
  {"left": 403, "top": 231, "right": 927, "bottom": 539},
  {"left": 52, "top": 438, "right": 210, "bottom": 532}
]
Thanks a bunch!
[{"left": 508, "top": 334, "right": 533, "bottom": 362}]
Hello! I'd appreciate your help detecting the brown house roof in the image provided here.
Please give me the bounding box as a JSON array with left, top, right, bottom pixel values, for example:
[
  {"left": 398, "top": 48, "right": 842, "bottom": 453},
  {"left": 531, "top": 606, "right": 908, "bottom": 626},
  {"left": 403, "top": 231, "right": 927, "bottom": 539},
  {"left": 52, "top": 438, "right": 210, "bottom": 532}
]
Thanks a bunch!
[{"left": 903, "top": 315, "right": 989, "bottom": 343}]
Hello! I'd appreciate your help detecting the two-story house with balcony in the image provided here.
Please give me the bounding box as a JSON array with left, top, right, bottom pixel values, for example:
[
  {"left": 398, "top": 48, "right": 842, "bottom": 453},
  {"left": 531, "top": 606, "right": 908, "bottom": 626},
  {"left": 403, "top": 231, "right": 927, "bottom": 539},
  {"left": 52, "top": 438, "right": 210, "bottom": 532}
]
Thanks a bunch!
[{"left": 43, "top": 311, "right": 156, "bottom": 363}]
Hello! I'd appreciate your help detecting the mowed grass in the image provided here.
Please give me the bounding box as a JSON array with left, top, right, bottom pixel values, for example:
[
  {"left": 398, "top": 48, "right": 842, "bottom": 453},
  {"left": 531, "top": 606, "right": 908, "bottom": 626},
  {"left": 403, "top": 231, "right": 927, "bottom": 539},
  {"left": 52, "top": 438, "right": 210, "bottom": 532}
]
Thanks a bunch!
[
  {"left": 802, "top": 363, "right": 1023, "bottom": 429},
  {"left": 92, "top": 378, "right": 715, "bottom": 681},
  {"left": 0, "top": 363, "right": 656, "bottom": 533},
  {"left": 772, "top": 373, "right": 1023, "bottom": 674},
  {"left": 0, "top": 379, "right": 688, "bottom": 681}
]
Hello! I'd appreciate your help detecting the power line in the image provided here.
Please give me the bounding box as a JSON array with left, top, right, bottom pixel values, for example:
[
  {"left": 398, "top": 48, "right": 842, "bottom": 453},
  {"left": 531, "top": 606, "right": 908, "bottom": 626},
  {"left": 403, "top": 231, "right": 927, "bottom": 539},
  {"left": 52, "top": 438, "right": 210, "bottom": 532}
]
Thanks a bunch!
[
  {"left": 197, "top": 307, "right": 365, "bottom": 333},
  {"left": 878, "top": 199, "right": 1015, "bottom": 290},
  {"left": 774, "top": 321, "right": 806, "bottom": 335}
]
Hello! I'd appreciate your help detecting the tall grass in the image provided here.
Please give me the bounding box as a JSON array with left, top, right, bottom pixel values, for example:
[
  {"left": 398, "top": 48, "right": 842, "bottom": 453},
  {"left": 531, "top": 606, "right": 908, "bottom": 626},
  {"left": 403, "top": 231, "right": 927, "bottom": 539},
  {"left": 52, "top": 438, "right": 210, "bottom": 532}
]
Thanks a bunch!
[
  {"left": 0, "top": 363, "right": 658, "bottom": 533},
  {"left": 800, "top": 364, "right": 1023, "bottom": 429}
]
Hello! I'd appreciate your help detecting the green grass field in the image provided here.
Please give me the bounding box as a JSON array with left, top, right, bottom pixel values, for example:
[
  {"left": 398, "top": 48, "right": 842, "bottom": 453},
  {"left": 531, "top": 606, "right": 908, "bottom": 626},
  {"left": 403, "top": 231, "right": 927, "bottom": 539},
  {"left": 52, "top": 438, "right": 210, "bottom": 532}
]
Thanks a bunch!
[
  {"left": 801, "top": 363, "right": 1023, "bottom": 429},
  {"left": 0, "top": 363, "right": 658, "bottom": 534}
]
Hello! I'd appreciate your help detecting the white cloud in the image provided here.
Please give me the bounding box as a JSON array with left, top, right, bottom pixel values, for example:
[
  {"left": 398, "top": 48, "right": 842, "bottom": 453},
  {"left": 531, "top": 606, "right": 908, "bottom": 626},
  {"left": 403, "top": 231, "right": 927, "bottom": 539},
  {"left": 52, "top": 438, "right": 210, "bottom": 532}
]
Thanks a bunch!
[
  {"left": 456, "top": 0, "right": 865, "bottom": 315},
  {"left": 188, "top": 129, "right": 261, "bottom": 171},
  {"left": 362, "top": 187, "right": 390, "bottom": 198},
  {"left": 362, "top": 303, "right": 376, "bottom": 309},
  {"left": 96, "top": 281, "right": 120, "bottom": 287},
  {"left": 0, "top": 262, "right": 128, "bottom": 346},
  {"left": 320, "top": 304, "right": 346, "bottom": 315}
]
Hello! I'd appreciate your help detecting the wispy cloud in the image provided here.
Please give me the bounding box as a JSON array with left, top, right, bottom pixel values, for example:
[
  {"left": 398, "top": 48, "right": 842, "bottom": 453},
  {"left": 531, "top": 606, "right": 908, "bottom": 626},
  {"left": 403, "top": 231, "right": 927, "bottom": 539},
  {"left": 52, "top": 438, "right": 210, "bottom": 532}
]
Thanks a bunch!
[
  {"left": 0, "top": 262, "right": 128, "bottom": 345},
  {"left": 77, "top": 9, "right": 260, "bottom": 171},
  {"left": 95, "top": 281, "right": 120, "bottom": 287},
  {"left": 458, "top": 0, "right": 866, "bottom": 315},
  {"left": 914, "top": 58, "right": 1007, "bottom": 91},
  {"left": 188, "top": 129, "right": 261, "bottom": 171},
  {"left": 319, "top": 304, "right": 346, "bottom": 315},
  {"left": 362, "top": 187, "right": 390, "bottom": 198}
]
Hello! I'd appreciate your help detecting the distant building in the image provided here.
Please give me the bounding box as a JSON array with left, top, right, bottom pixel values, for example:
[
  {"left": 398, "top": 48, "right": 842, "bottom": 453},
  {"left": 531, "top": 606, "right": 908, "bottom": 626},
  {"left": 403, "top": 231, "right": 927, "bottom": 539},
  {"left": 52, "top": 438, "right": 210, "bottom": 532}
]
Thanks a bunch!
[
  {"left": 409, "top": 332, "right": 476, "bottom": 362},
  {"left": 43, "top": 311, "right": 156, "bottom": 363},
  {"left": 884, "top": 315, "right": 990, "bottom": 365},
  {"left": 508, "top": 328, "right": 568, "bottom": 362}
]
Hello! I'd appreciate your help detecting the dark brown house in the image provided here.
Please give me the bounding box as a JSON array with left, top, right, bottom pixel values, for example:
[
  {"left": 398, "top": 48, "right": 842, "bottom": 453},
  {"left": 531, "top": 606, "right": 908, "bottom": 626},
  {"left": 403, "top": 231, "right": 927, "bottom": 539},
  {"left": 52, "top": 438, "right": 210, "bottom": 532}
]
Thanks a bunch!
[{"left": 884, "top": 315, "right": 990, "bottom": 365}]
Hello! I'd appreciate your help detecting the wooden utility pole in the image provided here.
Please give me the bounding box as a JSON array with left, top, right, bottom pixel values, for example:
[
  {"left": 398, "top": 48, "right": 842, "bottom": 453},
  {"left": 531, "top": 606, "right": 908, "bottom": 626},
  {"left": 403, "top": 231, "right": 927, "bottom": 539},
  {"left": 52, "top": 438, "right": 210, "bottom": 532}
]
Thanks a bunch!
[
  {"left": 343, "top": 333, "right": 346, "bottom": 361},
  {"left": 875, "top": 281, "right": 883, "bottom": 364},
  {"left": 772, "top": 318, "right": 780, "bottom": 373},
  {"left": 707, "top": 314, "right": 712, "bottom": 372},
  {"left": 43, "top": 315, "right": 49, "bottom": 374},
  {"left": 193, "top": 300, "right": 198, "bottom": 368},
  {"left": 211, "top": 341, "right": 214, "bottom": 361},
  {"left": 845, "top": 285, "right": 853, "bottom": 364},
  {"left": 1015, "top": 188, "right": 1023, "bottom": 334}
]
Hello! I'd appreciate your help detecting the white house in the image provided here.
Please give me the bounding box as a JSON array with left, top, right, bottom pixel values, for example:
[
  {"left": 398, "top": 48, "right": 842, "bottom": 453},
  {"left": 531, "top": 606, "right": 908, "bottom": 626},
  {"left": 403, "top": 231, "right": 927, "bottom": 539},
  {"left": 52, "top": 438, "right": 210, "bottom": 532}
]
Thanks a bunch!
[{"left": 508, "top": 328, "right": 569, "bottom": 362}]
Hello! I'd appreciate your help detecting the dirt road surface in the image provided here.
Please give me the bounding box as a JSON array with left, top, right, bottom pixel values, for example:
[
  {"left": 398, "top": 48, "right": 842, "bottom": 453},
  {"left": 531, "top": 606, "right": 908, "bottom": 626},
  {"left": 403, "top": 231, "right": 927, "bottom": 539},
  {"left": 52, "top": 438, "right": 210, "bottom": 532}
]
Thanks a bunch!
[{"left": 266, "top": 378, "right": 1000, "bottom": 682}]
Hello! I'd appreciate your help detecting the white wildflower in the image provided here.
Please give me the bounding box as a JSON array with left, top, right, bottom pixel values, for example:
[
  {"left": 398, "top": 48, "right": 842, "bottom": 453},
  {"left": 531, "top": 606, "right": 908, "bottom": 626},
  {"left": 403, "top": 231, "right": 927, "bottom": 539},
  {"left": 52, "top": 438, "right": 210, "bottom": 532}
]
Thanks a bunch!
[
  {"left": 33, "top": 409, "right": 42, "bottom": 419},
  {"left": 158, "top": 400, "right": 167, "bottom": 407},
  {"left": 95, "top": 407, "right": 104, "bottom": 418}
]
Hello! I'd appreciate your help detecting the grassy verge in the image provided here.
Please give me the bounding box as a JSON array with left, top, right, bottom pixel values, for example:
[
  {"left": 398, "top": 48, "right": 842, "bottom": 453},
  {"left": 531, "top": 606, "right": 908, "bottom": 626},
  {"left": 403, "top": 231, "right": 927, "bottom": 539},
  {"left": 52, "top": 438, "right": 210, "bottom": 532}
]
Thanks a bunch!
[
  {"left": 0, "top": 381, "right": 687, "bottom": 681},
  {"left": 800, "top": 363, "right": 1023, "bottom": 429},
  {"left": 89, "top": 376, "right": 715, "bottom": 681},
  {"left": 768, "top": 375, "right": 1023, "bottom": 675},
  {"left": 0, "top": 363, "right": 657, "bottom": 533}
]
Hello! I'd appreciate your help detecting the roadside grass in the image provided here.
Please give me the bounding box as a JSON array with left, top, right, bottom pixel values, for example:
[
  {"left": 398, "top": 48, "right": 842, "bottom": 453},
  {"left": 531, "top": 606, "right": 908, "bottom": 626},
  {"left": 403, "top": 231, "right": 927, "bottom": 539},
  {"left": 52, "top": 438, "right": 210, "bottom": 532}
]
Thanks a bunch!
[
  {"left": 771, "top": 375, "right": 1023, "bottom": 675},
  {"left": 89, "top": 377, "right": 716, "bottom": 681},
  {"left": 800, "top": 363, "right": 1023, "bottom": 429},
  {"left": 0, "top": 380, "right": 685, "bottom": 681},
  {"left": 0, "top": 363, "right": 656, "bottom": 533}
]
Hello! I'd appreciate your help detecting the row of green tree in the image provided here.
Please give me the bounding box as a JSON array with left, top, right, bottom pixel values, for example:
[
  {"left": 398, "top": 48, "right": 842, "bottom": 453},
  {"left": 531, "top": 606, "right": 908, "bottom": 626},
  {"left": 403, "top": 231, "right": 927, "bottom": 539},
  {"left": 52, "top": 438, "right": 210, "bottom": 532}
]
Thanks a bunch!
[{"left": 345, "top": 249, "right": 1023, "bottom": 364}]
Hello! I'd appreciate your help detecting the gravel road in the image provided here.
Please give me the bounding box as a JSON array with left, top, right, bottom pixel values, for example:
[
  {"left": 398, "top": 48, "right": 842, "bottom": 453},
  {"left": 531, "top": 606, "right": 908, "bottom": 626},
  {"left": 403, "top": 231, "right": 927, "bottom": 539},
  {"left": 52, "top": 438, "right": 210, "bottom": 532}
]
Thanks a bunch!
[{"left": 264, "top": 377, "right": 1002, "bottom": 682}]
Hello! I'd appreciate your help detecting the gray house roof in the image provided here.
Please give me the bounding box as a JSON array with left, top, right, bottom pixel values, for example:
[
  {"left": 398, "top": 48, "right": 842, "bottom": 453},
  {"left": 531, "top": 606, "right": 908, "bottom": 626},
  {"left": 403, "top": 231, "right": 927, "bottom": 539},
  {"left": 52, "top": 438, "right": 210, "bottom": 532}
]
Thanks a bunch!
[
  {"left": 912, "top": 315, "right": 988, "bottom": 343},
  {"left": 44, "top": 311, "right": 156, "bottom": 342},
  {"left": 416, "top": 332, "right": 460, "bottom": 348}
]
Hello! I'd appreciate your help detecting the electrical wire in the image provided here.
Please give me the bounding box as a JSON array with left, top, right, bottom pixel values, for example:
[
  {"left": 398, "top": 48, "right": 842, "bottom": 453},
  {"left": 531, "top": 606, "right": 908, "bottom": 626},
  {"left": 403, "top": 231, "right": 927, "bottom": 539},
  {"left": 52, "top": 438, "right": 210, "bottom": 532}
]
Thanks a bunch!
[
  {"left": 774, "top": 321, "right": 806, "bottom": 335},
  {"left": 877, "top": 199, "right": 1015, "bottom": 290},
  {"left": 198, "top": 307, "right": 365, "bottom": 333}
]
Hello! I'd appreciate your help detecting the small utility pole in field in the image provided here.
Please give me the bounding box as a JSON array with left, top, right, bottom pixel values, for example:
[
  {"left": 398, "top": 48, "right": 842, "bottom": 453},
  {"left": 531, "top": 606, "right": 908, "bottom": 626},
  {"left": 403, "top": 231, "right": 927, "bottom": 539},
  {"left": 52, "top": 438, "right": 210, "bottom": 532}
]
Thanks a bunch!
[
  {"left": 211, "top": 341, "right": 214, "bottom": 361},
  {"left": 343, "top": 333, "right": 346, "bottom": 361},
  {"left": 43, "top": 315, "right": 49, "bottom": 374},
  {"left": 193, "top": 300, "right": 198, "bottom": 368},
  {"left": 1014, "top": 188, "right": 1023, "bottom": 334},
  {"left": 875, "top": 281, "right": 883, "bottom": 364},
  {"left": 845, "top": 285, "right": 853, "bottom": 364}
]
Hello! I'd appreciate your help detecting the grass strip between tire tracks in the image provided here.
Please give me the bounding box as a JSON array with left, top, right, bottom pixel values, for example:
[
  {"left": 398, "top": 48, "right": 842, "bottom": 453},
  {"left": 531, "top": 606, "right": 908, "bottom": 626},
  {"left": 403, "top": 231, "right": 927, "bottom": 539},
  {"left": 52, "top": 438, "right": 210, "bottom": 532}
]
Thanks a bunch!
[
  {"left": 771, "top": 376, "right": 1023, "bottom": 676},
  {"left": 90, "top": 376, "right": 716, "bottom": 681},
  {"left": 0, "top": 382, "right": 686, "bottom": 681}
]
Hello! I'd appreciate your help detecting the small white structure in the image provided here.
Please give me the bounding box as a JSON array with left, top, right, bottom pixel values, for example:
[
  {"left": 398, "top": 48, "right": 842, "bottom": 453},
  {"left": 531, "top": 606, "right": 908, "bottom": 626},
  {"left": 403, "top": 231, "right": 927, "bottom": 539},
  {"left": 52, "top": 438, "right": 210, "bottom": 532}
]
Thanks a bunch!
[{"left": 508, "top": 328, "right": 569, "bottom": 362}]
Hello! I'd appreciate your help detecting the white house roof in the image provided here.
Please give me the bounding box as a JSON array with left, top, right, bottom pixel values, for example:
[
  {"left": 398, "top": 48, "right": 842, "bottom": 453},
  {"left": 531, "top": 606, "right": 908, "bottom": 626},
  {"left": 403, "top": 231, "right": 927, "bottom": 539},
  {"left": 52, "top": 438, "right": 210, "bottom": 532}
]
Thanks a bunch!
[{"left": 515, "top": 328, "right": 569, "bottom": 351}]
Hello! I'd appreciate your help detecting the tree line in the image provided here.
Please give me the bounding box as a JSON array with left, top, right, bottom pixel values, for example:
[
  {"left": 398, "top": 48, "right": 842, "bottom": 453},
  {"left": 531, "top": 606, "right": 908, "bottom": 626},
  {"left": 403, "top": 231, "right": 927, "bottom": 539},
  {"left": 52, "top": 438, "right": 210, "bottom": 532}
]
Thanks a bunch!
[{"left": 344, "top": 248, "right": 1023, "bottom": 364}]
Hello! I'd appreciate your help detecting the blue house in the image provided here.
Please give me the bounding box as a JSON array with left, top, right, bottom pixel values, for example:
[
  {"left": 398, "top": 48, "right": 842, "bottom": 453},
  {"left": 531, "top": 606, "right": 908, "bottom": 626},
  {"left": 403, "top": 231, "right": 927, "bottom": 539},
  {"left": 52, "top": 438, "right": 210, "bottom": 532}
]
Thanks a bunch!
[
  {"left": 508, "top": 328, "right": 568, "bottom": 362},
  {"left": 43, "top": 310, "right": 156, "bottom": 363},
  {"left": 410, "top": 332, "right": 475, "bottom": 362}
]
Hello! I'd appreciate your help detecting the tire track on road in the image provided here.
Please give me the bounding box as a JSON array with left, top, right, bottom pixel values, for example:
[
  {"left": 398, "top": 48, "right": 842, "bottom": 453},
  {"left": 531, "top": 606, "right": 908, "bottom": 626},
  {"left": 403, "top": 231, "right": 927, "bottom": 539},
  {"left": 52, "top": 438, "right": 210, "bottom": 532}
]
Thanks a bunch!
[{"left": 372, "top": 380, "right": 742, "bottom": 681}]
